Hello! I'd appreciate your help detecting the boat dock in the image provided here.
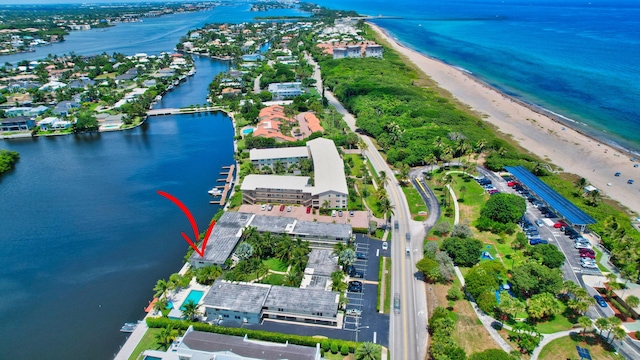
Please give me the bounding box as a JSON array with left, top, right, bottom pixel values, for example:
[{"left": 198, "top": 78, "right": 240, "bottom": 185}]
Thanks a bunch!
[{"left": 210, "top": 164, "right": 234, "bottom": 205}]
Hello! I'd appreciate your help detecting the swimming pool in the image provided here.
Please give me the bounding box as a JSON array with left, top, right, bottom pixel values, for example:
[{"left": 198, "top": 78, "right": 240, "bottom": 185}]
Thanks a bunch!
[
  {"left": 241, "top": 127, "right": 255, "bottom": 135},
  {"left": 180, "top": 290, "right": 204, "bottom": 310}
]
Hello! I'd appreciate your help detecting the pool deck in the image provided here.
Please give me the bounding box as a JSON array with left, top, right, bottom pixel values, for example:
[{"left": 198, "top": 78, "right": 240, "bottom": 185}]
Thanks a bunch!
[{"left": 113, "top": 266, "right": 211, "bottom": 360}]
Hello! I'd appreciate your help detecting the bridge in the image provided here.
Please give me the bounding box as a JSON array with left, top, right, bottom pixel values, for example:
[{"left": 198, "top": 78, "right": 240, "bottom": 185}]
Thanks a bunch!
[{"left": 146, "top": 106, "right": 227, "bottom": 117}]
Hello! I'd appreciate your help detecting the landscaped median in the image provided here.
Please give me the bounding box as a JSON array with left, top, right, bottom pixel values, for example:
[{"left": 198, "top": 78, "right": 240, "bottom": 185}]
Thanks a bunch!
[{"left": 146, "top": 317, "right": 357, "bottom": 354}]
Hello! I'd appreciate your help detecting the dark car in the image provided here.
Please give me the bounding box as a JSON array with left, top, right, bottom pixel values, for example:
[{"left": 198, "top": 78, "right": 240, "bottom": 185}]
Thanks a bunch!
[
  {"left": 394, "top": 221, "right": 399, "bottom": 230},
  {"left": 350, "top": 210, "right": 354, "bottom": 217},
  {"left": 393, "top": 293, "right": 400, "bottom": 313},
  {"left": 579, "top": 248, "right": 596, "bottom": 255},
  {"left": 306, "top": 206, "right": 311, "bottom": 214},
  {"left": 267, "top": 204, "right": 273, "bottom": 211},
  {"left": 348, "top": 281, "right": 363, "bottom": 293},
  {"left": 615, "top": 172, "right": 621, "bottom": 177},
  {"left": 279, "top": 204, "right": 285, "bottom": 211},
  {"left": 356, "top": 252, "right": 367, "bottom": 260},
  {"left": 580, "top": 252, "right": 596, "bottom": 259},
  {"left": 529, "top": 238, "right": 549, "bottom": 245},
  {"left": 405, "top": 232, "right": 411, "bottom": 241},
  {"left": 594, "top": 294, "right": 608, "bottom": 308}
]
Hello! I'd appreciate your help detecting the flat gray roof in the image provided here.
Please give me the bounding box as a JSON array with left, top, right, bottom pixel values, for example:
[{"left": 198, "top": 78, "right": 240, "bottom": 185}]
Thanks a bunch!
[
  {"left": 292, "top": 219, "right": 352, "bottom": 239},
  {"left": 265, "top": 286, "right": 339, "bottom": 316},
  {"left": 194, "top": 212, "right": 352, "bottom": 266},
  {"left": 240, "top": 174, "right": 311, "bottom": 191},
  {"left": 250, "top": 146, "right": 309, "bottom": 161},
  {"left": 305, "top": 249, "right": 339, "bottom": 276},
  {"left": 181, "top": 329, "right": 319, "bottom": 360},
  {"left": 191, "top": 212, "right": 254, "bottom": 265},
  {"left": 202, "top": 279, "right": 270, "bottom": 314}
]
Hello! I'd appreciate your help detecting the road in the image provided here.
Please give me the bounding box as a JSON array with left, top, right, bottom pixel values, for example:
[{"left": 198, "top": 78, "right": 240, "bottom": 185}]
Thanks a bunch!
[{"left": 308, "top": 56, "right": 428, "bottom": 359}]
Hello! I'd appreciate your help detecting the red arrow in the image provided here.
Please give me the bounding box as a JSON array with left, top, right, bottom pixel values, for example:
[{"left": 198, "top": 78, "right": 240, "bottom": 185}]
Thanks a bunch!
[{"left": 157, "top": 190, "right": 216, "bottom": 258}]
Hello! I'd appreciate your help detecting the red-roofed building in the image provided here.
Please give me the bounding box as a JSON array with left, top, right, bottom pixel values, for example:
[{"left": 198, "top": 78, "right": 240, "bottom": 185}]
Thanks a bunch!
[{"left": 304, "top": 112, "right": 324, "bottom": 133}]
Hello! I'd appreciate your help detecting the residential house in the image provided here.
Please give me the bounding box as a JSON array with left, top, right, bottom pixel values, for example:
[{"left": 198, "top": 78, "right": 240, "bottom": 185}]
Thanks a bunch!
[
  {"left": 365, "top": 44, "right": 384, "bottom": 58},
  {"left": 303, "top": 112, "right": 324, "bottom": 134},
  {"left": 68, "top": 78, "right": 95, "bottom": 89},
  {"left": 346, "top": 45, "right": 361, "bottom": 58},
  {"left": 53, "top": 101, "right": 80, "bottom": 116},
  {"left": 0, "top": 116, "right": 35, "bottom": 132},
  {"left": 333, "top": 47, "right": 347, "bottom": 59}
]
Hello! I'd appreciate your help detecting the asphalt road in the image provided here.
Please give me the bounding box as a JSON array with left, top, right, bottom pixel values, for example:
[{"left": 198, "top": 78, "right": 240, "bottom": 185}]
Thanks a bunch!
[{"left": 324, "top": 95, "right": 428, "bottom": 360}]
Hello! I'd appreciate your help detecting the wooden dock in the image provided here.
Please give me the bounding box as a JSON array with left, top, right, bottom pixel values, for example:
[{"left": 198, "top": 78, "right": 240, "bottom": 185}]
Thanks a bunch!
[{"left": 210, "top": 164, "right": 235, "bottom": 205}]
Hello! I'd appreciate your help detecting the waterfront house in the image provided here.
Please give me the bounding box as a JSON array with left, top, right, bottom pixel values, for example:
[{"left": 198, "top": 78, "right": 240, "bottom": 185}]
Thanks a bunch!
[
  {"left": 38, "top": 117, "right": 58, "bottom": 130},
  {"left": 0, "top": 116, "right": 35, "bottom": 132},
  {"left": 53, "top": 101, "right": 80, "bottom": 116},
  {"left": 241, "top": 53, "right": 263, "bottom": 62},
  {"left": 346, "top": 45, "right": 361, "bottom": 58},
  {"left": 365, "top": 44, "right": 384, "bottom": 58},
  {"left": 142, "top": 326, "right": 321, "bottom": 360}
]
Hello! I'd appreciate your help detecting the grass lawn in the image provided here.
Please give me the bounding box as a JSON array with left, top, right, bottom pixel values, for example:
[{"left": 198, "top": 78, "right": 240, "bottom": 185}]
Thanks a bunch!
[
  {"left": 263, "top": 258, "right": 288, "bottom": 272},
  {"left": 452, "top": 299, "right": 503, "bottom": 354},
  {"left": 361, "top": 183, "right": 383, "bottom": 218},
  {"left": 260, "top": 273, "right": 285, "bottom": 285},
  {"left": 535, "top": 302, "right": 575, "bottom": 334},
  {"left": 401, "top": 185, "right": 428, "bottom": 219},
  {"left": 128, "top": 328, "right": 163, "bottom": 360},
  {"left": 594, "top": 247, "right": 610, "bottom": 273},
  {"left": 538, "top": 332, "right": 623, "bottom": 360},
  {"left": 344, "top": 154, "right": 364, "bottom": 177},
  {"left": 227, "top": 190, "right": 242, "bottom": 210}
]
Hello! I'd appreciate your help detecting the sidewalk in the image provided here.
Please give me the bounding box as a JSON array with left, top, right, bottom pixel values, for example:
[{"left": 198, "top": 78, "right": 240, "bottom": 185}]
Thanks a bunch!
[
  {"left": 530, "top": 329, "right": 581, "bottom": 360},
  {"left": 114, "top": 321, "right": 149, "bottom": 360}
]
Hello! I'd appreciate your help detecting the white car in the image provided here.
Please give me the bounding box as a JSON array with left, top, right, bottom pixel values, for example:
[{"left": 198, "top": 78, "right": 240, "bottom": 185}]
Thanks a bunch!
[
  {"left": 575, "top": 242, "right": 592, "bottom": 249},
  {"left": 346, "top": 308, "right": 362, "bottom": 316},
  {"left": 261, "top": 204, "right": 266, "bottom": 211},
  {"left": 582, "top": 262, "right": 598, "bottom": 269},
  {"left": 382, "top": 242, "right": 388, "bottom": 250}
]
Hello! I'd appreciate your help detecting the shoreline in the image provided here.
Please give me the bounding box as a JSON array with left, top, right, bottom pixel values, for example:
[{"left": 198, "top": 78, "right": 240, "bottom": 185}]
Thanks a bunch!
[{"left": 368, "top": 22, "right": 640, "bottom": 215}]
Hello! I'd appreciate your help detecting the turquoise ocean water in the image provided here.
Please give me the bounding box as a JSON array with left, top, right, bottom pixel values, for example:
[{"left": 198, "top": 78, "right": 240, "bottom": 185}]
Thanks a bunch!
[{"left": 315, "top": 0, "right": 640, "bottom": 153}]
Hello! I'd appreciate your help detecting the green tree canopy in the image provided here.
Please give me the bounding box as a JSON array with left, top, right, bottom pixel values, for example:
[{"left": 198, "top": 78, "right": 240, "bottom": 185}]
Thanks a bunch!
[
  {"left": 479, "top": 193, "right": 526, "bottom": 224},
  {"left": 524, "top": 243, "right": 566, "bottom": 268},
  {"left": 416, "top": 258, "right": 441, "bottom": 283},
  {"left": 441, "top": 237, "right": 483, "bottom": 267},
  {"left": 464, "top": 261, "right": 506, "bottom": 300},
  {"left": 511, "top": 262, "right": 563, "bottom": 298}
]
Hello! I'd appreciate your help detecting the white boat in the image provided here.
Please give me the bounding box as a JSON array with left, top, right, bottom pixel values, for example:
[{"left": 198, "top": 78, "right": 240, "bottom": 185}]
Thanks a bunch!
[
  {"left": 120, "top": 323, "right": 137, "bottom": 333},
  {"left": 208, "top": 188, "right": 222, "bottom": 195}
]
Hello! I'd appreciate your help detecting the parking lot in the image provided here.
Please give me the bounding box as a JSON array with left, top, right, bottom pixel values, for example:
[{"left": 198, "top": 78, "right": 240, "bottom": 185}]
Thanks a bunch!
[
  {"left": 478, "top": 167, "right": 603, "bottom": 279},
  {"left": 241, "top": 234, "right": 389, "bottom": 346}
]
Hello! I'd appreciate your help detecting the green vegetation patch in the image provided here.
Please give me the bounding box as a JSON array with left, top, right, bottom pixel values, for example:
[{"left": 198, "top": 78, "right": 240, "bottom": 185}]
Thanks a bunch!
[
  {"left": 263, "top": 258, "right": 288, "bottom": 272},
  {"left": 128, "top": 327, "right": 162, "bottom": 360},
  {"left": 402, "top": 185, "right": 428, "bottom": 219}
]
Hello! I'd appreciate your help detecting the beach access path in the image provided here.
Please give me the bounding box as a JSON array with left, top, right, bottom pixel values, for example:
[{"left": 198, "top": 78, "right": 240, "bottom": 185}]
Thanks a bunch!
[{"left": 368, "top": 23, "right": 640, "bottom": 215}]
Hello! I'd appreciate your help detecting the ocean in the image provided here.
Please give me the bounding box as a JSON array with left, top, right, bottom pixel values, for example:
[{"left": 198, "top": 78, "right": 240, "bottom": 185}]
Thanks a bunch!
[{"left": 314, "top": 0, "right": 640, "bottom": 153}]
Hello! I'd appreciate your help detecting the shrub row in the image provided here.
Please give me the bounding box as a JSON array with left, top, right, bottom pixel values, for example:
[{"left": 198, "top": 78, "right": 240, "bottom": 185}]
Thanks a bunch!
[{"left": 146, "top": 317, "right": 356, "bottom": 352}]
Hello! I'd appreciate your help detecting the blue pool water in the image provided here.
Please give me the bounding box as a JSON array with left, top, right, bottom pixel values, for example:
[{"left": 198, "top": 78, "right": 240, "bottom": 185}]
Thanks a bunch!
[
  {"left": 180, "top": 290, "right": 205, "bottom": 311},
  {"left": 242, "top": 127, "right": 255, "bottom": 135},
  {"left": 166, "top": 301, "right": 174, "bottom": 310}
]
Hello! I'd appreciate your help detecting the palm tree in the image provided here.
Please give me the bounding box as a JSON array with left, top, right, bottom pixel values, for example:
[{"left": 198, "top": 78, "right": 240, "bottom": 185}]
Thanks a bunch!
[
  {"left": 153, "top": 297, "right": 168, "bottom": 313},
  {"left": 575, "top": 177, "right": 588, "bottom": 191},
  {"left": 611, "top": 326, "right": 627, "bottom": 345},
  {"left": 378, "top": 170, "right": 388, "bottom": 187},
  {"left": 595, "top": 317, "right": 610, "bottom": 338},
  {"left": 284, "top": 270, "right": 303, "bottom": 287},
  {"left": 378, "top": 197, "right": 395, "bottom": 218},
  {"left": 339, "top": 249, "right": 357, "bottom": 268},
  {"left": 424, "top": 153, "right": 437, "bottom": 174},
  {"left": 607, "top": 316, "right": 622, "bottom": 342},
  {"left": 181, "top": 300, "right": 200, "bottom": 321},
  {"left": 577, "top": 316, "right": 592, "bottom": 338},
  {"left": 355, "top": 342, "right": 381, "bottom": 360},
  {"left": 626, "top": 295, "right": 640, "bottom": 309},
  {"left": 153, "top": 279, "right": 170, "bottom": 300},
  {"left": 155, "top": 325, "right": 179, "bottom": 350}
]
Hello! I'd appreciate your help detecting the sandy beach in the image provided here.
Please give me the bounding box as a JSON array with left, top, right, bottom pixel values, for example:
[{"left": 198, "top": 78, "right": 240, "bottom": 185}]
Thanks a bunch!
[{"left": 368, "top": 23, "right": 640, "bottom": 216}]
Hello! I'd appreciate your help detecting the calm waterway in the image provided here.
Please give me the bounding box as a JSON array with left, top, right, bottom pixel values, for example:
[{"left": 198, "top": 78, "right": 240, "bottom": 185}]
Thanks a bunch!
[{"left": 0, "top": 4, "right": 307, "bottom": 358}]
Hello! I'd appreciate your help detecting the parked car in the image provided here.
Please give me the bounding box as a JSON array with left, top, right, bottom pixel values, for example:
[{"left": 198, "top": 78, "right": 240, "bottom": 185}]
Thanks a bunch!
[
  {"left": 628, "top": 179, "right": 635, "bottom": 184},
  {"left": 348, "top": 281, "right": 363, "bottom": 292},
  {"left": 346, "top": 308, "right": 362, "bottom": 316},
  {"left": 594, "top": 295, "right": 608, "bottom": 307},
  {"left": 261, "top": 204, "right": 266, "bottom": 211},
  {"left": 350, "top": 210, "right": 355, "bottom": 217},
  {"left": 279, "top": 204, "right": 285, "bottom": 211},
  {"left": 575, "top": 242, "right": 593, "bottom": 249},
  {"left": 529, "top": 238, "right": 549, "bottom": 245},
  {"left": 351, "top": 270, "right": 364, "bottom": 278},
  {"left": 488, "top": 189, "right": 499, "bottom": 195},
  {"left": 286, "top": 206, "right": 292, "bottom": 212},
  {"left": 554, "top": 220, "right": 568, "bottom": 228},
  {"left": 579, "top": 248, "right": 596, "bottom": 255},
  {"left": 535, "top": 219, "right": 544, "bottom": 226},
  {"left": 267, "top": 204, "right": 273, "bottom": 211},
  {"left": 507, "top": 180, "right": 518, "bottom": 187},
  {"left": 615, "top": 172, "right": 621, "bottom": 177},
  {"left": 580, "top": 252, "right": 596, "bottom": 259},
  {"left": 306, "top": 206, "right": 311, "bottom": 214},
  {"left": 356, "top": 252, "right": 367, "bottom": 260},
  {"left": 331, "top": 210, "right": 337, "bottom": 217},
  {"left": 582, "top": 262, "right": 598, "bottom": 269},
  {"left": 338, "top": 210, "right": 343, "bottom": 217},
  {"left": 382, "top": 242, "right": 388, "bottom": 250}
]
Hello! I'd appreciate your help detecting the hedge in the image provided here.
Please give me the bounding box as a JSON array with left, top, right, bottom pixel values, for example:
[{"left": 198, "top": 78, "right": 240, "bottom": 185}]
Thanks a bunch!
[
  {"left": 352, "top": 227, "right": 368, "bottom": 234},
  {"left": 146, "top": 317, "right": 356, "bottom": 352}
]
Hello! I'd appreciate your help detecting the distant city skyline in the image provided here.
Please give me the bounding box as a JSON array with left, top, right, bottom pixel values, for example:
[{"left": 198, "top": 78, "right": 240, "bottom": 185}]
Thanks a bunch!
[{"left": 0, "top": 0, "right": 221, "bottom": 4}]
